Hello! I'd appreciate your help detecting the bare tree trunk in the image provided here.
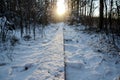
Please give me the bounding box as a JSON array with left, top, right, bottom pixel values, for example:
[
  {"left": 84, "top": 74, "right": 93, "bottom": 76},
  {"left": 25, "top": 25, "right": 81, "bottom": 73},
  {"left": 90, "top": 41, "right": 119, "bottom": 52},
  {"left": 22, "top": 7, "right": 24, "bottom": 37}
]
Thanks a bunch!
[
  {"left": 89, "top": 0, "right": 93, "bottom": 17},
  {"left": 104, "top": 0, "right": 108, "bottom": 33},
  {"left": 19, "top": 0, "right": 23, "bottom": 38},
  {"left": 77, "top": 0, "right": 79, "bottom": 18},
  {"left": 99, "top": 0, "right": 104, "bottom": 30},
  {"left": 33, "top": 22, "right": 36, "bottom": 40},
  {"left": 109, "top": 0, "right": 113, "bottom": 31}
]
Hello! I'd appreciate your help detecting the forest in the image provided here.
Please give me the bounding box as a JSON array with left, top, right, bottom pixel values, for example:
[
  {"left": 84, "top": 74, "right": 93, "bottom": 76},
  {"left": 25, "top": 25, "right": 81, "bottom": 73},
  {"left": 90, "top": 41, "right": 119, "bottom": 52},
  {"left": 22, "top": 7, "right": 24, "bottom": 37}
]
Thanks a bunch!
[
  {"left": 0, "top": 0, "right": 120, "bottom": 48},
  {"left": 0, "top": 0, "right": 120, "bottom": 80}
]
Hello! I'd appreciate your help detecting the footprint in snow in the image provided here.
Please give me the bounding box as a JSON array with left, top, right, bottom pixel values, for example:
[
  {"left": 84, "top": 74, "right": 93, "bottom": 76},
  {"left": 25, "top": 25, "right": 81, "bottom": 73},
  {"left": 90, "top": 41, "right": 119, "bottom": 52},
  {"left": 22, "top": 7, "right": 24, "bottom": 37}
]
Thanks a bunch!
[{"left": 9, "top": 63, "right": 34, "bottom": 75}]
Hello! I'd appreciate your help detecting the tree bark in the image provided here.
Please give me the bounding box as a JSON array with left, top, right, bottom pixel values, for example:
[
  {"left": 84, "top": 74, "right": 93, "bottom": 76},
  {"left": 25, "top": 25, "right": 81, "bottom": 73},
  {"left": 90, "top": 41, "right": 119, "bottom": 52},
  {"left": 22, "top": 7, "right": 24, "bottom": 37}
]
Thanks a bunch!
[{"left": 99, "top": 0, "right": 104, "bottom": 30}]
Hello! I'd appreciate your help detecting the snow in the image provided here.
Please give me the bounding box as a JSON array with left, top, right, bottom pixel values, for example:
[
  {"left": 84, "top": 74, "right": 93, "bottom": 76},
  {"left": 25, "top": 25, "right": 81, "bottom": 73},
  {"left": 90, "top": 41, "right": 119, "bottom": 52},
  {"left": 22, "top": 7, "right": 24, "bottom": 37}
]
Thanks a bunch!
[
  {"left": 64, "top": 24, "right": 120, "bottom": 80},
  {"left": 0, "top": 23, "right": 64, "bottom": 80},
  {"left": 0, "top": 23, "right": 120, "bottom": 80}
]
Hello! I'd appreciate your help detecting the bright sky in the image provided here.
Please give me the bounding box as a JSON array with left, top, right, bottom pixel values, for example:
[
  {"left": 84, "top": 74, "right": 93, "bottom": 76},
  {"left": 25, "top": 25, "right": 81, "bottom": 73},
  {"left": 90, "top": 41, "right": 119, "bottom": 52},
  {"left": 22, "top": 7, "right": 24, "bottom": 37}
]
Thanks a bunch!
[
  {"left": 56, "top": 0, "right": 99, "bottom": 16},
  {"left": 56, "top": 0, "right": 66, "bottom": 15},
  {"left": 94, "top": 1, "right": 99, "bottom": 16},
  {"left": 57, "top": 0, "right": 64, "bottom": 3}
]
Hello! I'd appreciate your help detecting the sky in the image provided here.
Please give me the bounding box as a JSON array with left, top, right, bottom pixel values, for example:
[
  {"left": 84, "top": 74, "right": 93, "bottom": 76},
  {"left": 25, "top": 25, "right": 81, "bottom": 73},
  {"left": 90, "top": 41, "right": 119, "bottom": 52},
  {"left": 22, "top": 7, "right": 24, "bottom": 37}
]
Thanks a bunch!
[
  {"left": 56, "top": 0, "right": 66, "bottom": 15},
  {"left": 57, "top": 0, "right": 100, "bottom": 17},
  {"left": 57, "top": 0, "right": 65, "bottom": 7},
  {"left": 94, "top": 0, "right": 99, "bottom": 16}
]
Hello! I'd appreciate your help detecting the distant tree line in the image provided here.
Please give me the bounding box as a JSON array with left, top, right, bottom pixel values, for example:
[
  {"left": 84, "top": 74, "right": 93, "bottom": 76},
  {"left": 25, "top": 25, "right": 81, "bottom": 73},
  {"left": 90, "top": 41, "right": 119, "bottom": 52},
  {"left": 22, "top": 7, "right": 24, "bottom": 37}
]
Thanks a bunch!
[{"left": 68, "top": 0, "right": 120, "bottom": 49}]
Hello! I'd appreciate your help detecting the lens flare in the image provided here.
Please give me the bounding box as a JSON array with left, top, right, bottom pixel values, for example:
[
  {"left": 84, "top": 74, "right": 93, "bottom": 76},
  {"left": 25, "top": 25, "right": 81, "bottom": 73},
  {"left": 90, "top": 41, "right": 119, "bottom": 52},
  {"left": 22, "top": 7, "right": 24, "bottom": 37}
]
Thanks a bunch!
[{"left": 57, "top": 0, "right": 66, "bottom": 16}]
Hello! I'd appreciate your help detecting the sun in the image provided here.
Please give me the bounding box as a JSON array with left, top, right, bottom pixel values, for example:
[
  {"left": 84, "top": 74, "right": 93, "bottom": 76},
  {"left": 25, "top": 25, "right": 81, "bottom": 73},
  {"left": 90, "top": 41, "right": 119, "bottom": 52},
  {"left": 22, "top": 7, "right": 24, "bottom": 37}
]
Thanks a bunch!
[
  {"left": 57, "top": 6, "right": 65, "bottom": 15},
  {"left": 56, "top": 0, "right": 66, "bottom": 16}
]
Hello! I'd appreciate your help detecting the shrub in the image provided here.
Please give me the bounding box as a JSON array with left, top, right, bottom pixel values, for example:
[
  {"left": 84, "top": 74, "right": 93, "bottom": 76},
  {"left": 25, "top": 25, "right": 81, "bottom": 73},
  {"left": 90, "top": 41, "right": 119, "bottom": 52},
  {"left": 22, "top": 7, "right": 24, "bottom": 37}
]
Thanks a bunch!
[
  {"left": 10, "top": 36, "right": 19, "bottom": 46},
  {"left": 23, "top": 35, "right": 32, "bottom": 41}
]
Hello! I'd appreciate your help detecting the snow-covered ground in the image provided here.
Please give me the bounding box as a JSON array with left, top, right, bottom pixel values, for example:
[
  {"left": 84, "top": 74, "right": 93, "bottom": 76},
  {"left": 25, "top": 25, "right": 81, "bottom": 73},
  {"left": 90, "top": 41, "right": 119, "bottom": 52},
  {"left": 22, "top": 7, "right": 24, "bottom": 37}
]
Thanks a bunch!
[
  {"left": 64, "top": 24, "right": 120, "bottom": 80},
  {"left": 0, "top": 23, "right": 120, "bottom": 80},
  {"left": 0, "top": 23, "right": 64, "bottom": 80}
]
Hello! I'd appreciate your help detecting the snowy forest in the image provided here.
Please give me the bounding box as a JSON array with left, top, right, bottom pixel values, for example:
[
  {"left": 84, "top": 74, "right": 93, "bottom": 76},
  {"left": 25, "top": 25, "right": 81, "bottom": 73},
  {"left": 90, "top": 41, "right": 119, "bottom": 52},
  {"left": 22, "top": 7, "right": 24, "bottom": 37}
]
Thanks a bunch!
[{"left": 0, "top": 0, "right": 120, "bottom": 80}]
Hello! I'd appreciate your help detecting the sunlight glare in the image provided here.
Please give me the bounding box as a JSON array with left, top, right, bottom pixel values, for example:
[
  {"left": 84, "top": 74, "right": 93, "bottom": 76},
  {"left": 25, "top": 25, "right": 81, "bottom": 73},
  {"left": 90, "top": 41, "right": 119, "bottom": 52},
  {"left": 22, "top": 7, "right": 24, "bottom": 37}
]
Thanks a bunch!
[{"left": 57, "top": 0, "right": 66, "bottom": 16}]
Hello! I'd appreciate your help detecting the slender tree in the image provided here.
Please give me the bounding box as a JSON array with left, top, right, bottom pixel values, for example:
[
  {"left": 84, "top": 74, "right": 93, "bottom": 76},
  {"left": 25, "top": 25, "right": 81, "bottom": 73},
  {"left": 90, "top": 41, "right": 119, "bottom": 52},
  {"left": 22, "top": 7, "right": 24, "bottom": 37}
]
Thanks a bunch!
[{"left": 99, "top": 0, "right": 104, "bottom": 30}]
